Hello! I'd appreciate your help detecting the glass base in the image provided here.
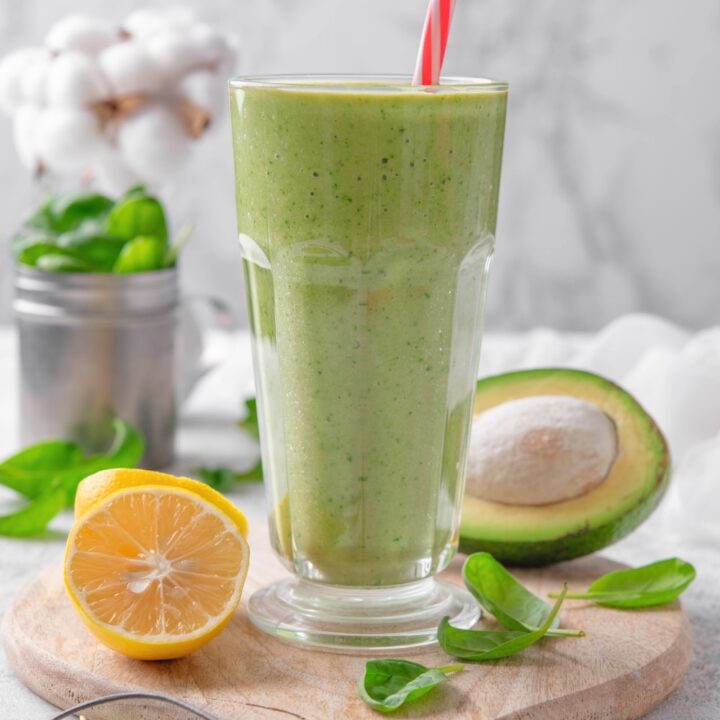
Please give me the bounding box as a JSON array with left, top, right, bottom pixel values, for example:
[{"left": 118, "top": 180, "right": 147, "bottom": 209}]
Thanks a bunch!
[{"left": 247, "top": 577, "right": 480, "bottom": 651}]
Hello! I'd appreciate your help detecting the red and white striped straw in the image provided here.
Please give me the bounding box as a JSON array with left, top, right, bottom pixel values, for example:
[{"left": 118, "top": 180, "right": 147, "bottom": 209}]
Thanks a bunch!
[{"left": 412, "top": 0, "right": 457, "bottom": 86}]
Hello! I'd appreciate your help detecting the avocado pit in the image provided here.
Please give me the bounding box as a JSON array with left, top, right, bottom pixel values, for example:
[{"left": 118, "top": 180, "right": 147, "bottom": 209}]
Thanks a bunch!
[{"left": 466, "top": 395, "right": 618, "bottom": 506}]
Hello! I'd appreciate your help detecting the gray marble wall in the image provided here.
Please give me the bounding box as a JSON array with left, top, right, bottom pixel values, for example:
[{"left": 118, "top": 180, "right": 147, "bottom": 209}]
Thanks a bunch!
[{"left": 0, "top": 0, "right": 718, "bottom": 330}]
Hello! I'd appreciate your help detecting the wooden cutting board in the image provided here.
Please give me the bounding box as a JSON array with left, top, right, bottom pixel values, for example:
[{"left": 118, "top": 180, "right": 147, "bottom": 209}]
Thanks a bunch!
[{"left": 3, "top": 526, "right": 691, "bottom": 720}]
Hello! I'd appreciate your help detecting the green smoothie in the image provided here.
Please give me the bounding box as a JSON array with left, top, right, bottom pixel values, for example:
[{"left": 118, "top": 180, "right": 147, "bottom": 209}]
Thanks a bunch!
[{"left": 231, "top": 78, "right": 507, "bottom": 586}]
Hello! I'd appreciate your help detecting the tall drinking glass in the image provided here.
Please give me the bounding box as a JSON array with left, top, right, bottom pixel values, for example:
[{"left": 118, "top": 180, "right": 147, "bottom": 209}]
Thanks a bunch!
[{"left": 230, "top": 75, "right": 508, "bottom": 650}]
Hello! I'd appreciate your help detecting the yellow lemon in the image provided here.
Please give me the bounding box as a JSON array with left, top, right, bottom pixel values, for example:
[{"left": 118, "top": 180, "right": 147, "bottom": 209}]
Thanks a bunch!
[
  {"left": 64, "top": 484, "right": 250, "bottom": 660},
  {"left": 75, "top": 467, "right": 248, "bottom": 538}
]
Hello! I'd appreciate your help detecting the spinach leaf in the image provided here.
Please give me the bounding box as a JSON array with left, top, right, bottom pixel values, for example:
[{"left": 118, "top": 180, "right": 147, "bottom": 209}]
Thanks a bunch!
[
  {"left": 0, "top": 420, "right": 143, "bottom": 537},
  {"left": 0, "top": 488, "right": 67, "bottom": 538},
  {"left": 11, "top": 234, "right": 62, "bottom": 265},
  {"left": 106, "top": 194, "right": 168, "bottom": 244},
  {"left": 12, "top": 189, "right": 182, "bottom": 274},
  {"left": 195, "top": 459, "right": 263, "bottom": 492},
  {"left": 121, "top": 184, "right": 149, "bottom": 200},
  {"left": 238, "top": 398, "right": 259, "bottom": 438},
  {"left": 550, "top": 558, "right": 696, "bottom": 608},
  {"left": 358, "top": 659, "right": 463, "bottom": 713},
  {"left": 464, "top": 552, "right": 583, "bottom": 637},
  {"left": 113, "top": 235, "right": 168, "bottom": 273},
  {"left": 57, "top": 230, "right": 127, "bottom": 271},
  {"left": 164, "top": 223, "right": 191, "bottom": 267},
  {"left": 25, "top": 192, "right": 114, "bottom": 234},
  {"left": 0, "top": 440, "right": 83, "bottom": 499},
  {"left": 35, "top": 254, "right": 93, "bottom": 272},
  {"left": 236, "top": 458, "right": 263, "bottom": 482},
  {"left": 196, "top": 467, "right": 237, "bottom": 493},
  {"left": 438, "top": 584, "right": 568, "bottom": 661},
  {"left": 54, "top": 419, "right": 145, "bottom": 499},
  {"left": 24, "top": 202, "right": 56, "bottom": 233},
  {"left": 15, "top": 242, "right": 64, "bottom": 267},
  {"left": 197, "top": 399, "right": 263, "bottom": 493}
]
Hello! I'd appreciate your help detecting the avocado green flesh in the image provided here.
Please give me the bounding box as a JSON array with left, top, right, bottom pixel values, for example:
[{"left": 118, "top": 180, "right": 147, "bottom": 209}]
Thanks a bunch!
[{"left": 459, "top": 368, "right": 670, "bottom": 566}]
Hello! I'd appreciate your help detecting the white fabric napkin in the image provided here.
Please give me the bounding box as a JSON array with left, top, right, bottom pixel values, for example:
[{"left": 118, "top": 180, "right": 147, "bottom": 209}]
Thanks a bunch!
[{"left": 479, "top": 313, "right": 720, "bottom": 548}]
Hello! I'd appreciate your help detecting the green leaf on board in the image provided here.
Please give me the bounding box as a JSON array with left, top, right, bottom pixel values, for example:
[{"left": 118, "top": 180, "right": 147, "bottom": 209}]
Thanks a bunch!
[
  {"left": 112, "top": 235, "right": 168, "bottom": 274},
  {"left": 358, "top": 659, "right": 463, "bottom": 713},
  {"left": 549, "top": 558, "right": 696, "bottom": 608},
  {"left": 438, "top": 584, "right": 568, "bottom": 661},
  {"left": 463, "top": 552, "right": 583, "bottom": 638}
]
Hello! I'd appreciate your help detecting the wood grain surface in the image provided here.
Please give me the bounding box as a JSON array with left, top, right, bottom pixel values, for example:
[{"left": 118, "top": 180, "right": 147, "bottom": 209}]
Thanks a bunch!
[{"left": 2, "top": 526, "right": 691, "bottom": 720}]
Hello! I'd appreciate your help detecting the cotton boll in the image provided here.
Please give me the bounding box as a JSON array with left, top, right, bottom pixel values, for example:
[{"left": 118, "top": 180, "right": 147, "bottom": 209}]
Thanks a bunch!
[
  {"left": 122, "top": 7, "right": 193, "bottom": 39},
  {"left": 202, "top": 30, "right": 238, "bottom": 78},
  {"left": 218, "top": 33, "right": 239, "bottom": 76},
  {"left": 46, "top": 51, "right": 109, "bottom": 106},
  {"left": 12, "top": 104, "right": 42, "bottom": 169},
  {"left": 118, "top": 103, "right": 189, "bottom": 183},
  {"left": 46, "top": 14, "right": 116, "bottom": 55},
  {"left": 145, "top": 30, "right": 205, "bottom": 80},
  {"left": 18, "top": 53, "right": 52, "bottom": 105},
  {"left": 162, "top": 6, "right": 197, "bottom": 31},
  {"left": 187, "top": 24, "right": 231, "bottom": 67},
  {"left": 122, "top": 8, "right": 170, "bottom": 39},
  {"left": 94, "top": 145, "right": 140, "bottom": 195},
  {"left": 98, "top": 41, "right": 164, "bottom": 96},
  {"left": 123, "top": 6, "right": 196, "bottom": 38},
  {"left": 217, "top": 43, "right": 238, "bottom": 77},
  {"left": 35, "top": 106, "right": 104, "bottom": 173},
  {"left": 0, "top": 48, "right": 48, "bottom": 114},
  {"left": 178, "top": 69, "right": 224, "bottom": 116}
]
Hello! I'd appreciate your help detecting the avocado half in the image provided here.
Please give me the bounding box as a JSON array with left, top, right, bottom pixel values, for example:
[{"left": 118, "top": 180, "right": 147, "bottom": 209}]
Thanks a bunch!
[{"left": 459, "top": 368, "right": 670, "bottom": 566}]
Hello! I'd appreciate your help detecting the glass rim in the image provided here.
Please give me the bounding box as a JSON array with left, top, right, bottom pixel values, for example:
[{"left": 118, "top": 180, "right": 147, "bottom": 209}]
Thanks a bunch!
[{"left": 228, "top": 74, "right": 508, "bottom": 94}]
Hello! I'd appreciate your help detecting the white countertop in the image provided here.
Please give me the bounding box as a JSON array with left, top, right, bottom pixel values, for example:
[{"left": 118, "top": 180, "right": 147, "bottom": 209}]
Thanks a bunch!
[{"left": 0, "top": 323, "right": 718, "bottom": 719}]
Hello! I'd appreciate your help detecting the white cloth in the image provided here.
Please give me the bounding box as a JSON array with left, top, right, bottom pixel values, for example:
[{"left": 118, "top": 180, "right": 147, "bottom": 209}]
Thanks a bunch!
[{"left": 0, "top": 317, "right": 718, "bottom": 718}]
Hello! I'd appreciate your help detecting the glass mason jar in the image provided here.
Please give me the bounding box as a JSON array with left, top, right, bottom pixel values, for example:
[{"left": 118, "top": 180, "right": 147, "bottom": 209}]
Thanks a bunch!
[{"left": 230, "top": 75, "right": 508, "bottom": 649}]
